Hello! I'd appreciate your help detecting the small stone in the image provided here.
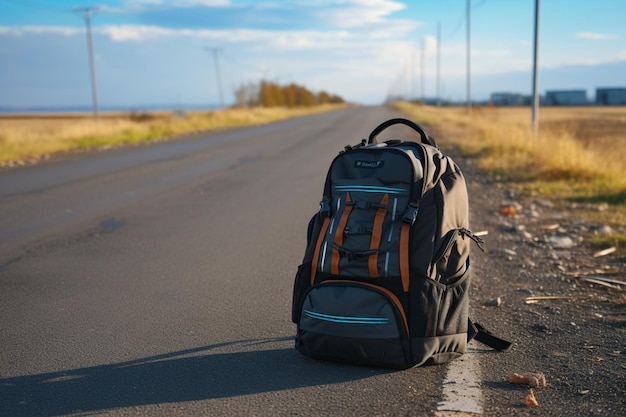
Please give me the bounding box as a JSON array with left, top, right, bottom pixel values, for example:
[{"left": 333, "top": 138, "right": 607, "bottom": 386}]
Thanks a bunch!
[
  {"left": 534, "top": 200, "right": 554, "bottom": 209},
  {"left": 518, "top": 288, "right": 535, "bottom": 296},
  {"left": 549, "top": 236, "right": 575, "bottom": 249},
  {"left": 484, "top": 297, "right": 502, "bottom": 307},
  {"left": 595, "top": 225, "right": 613, "bottom": 235}
]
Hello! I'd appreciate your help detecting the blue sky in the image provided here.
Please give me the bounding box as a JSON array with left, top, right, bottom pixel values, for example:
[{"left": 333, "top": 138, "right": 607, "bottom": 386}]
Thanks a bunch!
[{"left": 0, "top": 0, "right": 625, "bottom": 109}]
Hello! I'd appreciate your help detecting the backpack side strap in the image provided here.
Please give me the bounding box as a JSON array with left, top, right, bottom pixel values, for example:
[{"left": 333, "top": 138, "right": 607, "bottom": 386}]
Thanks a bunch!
[{"left": 468, "top": 319, "right": 513, "bottom": 352}]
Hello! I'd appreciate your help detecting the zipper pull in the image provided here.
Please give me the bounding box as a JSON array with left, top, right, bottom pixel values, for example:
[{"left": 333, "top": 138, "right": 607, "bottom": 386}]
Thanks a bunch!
[{"left": 461, "top": 228, "right": 486, "bottom": 252}]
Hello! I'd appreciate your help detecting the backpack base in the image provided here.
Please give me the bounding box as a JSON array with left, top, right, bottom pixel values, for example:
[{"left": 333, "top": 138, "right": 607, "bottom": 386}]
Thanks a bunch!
[
  {"left": 296, "top": 330, "right": 412, "bottom": 369},
  {"left": 296, "top": 330, "right": 468, "bottom": 369}
]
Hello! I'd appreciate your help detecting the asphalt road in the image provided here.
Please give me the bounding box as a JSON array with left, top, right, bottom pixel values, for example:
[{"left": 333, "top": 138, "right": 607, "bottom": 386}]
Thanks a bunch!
[
  {"left": 0, "top": 106, "right": 455, "bottom": 416},
  {"left": 3, "top": 106, "right": 624, "bottom": 417}
]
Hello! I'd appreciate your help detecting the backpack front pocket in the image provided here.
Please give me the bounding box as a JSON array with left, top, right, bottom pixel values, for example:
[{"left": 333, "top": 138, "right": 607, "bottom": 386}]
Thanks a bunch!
[{"left": 296, "top": 281, "right": 411, "bottom": 368}]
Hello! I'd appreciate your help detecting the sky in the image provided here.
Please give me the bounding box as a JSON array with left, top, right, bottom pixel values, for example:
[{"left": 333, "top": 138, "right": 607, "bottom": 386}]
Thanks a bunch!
[{"left": 0, "top": 0, "right": 625, "bottom": 110}]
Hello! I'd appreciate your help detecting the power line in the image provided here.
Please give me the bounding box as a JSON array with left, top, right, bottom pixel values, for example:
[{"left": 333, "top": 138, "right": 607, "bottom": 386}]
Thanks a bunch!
[
  {"left": 220, "top": 51, "right": 265, "bottom": 74},
  {"left": 443, "top": 10, "right": 465, "bottom": 41},
  {"left": 472, "top": 0, "right": 488, "bottom": 11},
  {"left": 444, "top": 0, "right": 487, "bottom": 41}
]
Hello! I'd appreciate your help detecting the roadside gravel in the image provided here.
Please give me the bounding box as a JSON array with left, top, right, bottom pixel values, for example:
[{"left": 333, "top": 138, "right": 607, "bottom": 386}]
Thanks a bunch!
[{"left": 439, "top": 130, "right": 626, "bottom": 416}]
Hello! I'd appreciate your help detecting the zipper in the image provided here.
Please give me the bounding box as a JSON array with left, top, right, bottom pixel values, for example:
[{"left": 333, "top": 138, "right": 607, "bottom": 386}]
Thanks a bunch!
[
  {"left": 433, "top": 229, "right": 462, "bottom": 267},
  {"left": 433, "top": 227, "right": 486, "bottom": 269},
  {"left": 460, "top": 228, "right": 486, "bottom": 252}
]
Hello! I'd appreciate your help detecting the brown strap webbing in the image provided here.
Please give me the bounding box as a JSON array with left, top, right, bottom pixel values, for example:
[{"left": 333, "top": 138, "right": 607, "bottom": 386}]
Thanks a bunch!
[
  {"left": 310, "top": 215, "right": 330, "bottom": 285},
  {"left": 400, "top": 223, "right": 411, "bottom": 292},
  {"left": 368, "top": 193, "right": 389, "bottom": 277},
  {"left": 331, "top": 192, "right": 352, "bottom": 275}
]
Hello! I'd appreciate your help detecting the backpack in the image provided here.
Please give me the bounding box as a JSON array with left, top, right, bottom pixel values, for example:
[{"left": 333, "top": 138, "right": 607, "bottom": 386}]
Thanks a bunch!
[{"left": 291, "top": 118, "right": 511, "bottom": 369}]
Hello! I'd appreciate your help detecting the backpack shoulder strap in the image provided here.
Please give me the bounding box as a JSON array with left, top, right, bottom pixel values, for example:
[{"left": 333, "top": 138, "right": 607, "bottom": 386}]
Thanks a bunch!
[{"left": 468, "top": 319, "right": 513, "bottom": 352}]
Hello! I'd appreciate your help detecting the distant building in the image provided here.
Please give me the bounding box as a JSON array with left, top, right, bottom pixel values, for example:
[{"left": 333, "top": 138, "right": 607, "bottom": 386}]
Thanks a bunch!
[
  {"left": 545, "top": 90, "right": 588, "bottom": 106},
  {"left": 490, "top": 92, "right": 530, "bottom": 106},
  {"left": 596, "top": 88, "right": 626, "bottom": 105}
]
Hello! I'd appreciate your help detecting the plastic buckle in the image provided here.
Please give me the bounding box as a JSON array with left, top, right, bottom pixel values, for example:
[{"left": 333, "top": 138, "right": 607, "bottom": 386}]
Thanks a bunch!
[
  {"left": 355, "top": 200, "right": 370, "bottom": 210},
  {"left": 402, "top": 204, "right": 420, "bottom": 225},
  {"left": 320, "top": 198, "right": 331, "bottom": 217}
]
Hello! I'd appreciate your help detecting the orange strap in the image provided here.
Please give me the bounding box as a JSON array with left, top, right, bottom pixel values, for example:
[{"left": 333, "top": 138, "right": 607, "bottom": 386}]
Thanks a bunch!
[
  {"left": 331, "top": 192, "right": 352, "bottom": 275},
  {"left": 400, "top": 223, "right": 411, "bottom": 292},
  {"left": 310, "top": 216, "right": 330, "bottom": 285},
  {"left": 368, "top": 193, "right": 389, "bottom": 277}
]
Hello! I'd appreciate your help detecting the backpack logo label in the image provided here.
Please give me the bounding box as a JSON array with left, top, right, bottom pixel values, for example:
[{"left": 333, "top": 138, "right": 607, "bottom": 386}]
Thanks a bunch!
[{"left": 355, "top": 160, "right": 385, "bottom": 169}]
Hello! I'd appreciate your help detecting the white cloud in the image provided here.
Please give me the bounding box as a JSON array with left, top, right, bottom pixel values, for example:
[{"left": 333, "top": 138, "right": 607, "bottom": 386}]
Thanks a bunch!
[
  {"left": 96, "top": 24, "right": 359, "bottom": 49},
  {"left": 0, "top": 26, "right": 82, "bottom": 37},
  {"left": 100, "top": 25, "right": 173, "bottom": 41},
  {"left": 122, "top": 0, "right": 231, "bottom": 8},
  {"left": 174, "top": 0, "right": 231, "bottom": 6},
  {"left": 423, "top": 34, "right": 437, "bottom": 56},
  {"left": 367, "top": 19, "right": 422, "bottom": 39},
  {"left": 101, "top": 0, "right": 230, "bottom": 14},
  {"left": 575, "top": 32, "right": 617, "bottom": 40},
  {"left": 309, "top": 0, "right": 406, "bottom": 28}
]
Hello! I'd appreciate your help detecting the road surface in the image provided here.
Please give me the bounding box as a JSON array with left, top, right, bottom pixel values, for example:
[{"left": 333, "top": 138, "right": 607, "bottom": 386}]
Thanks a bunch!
[{"left": 1, "top": 105, "right": 624, "bottom": 416}]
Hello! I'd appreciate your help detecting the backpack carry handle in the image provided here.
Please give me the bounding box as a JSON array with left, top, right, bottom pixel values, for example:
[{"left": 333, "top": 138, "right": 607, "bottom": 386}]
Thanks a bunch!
[{"left": 368, "top": 118, "right": 438, "bottom": 148}]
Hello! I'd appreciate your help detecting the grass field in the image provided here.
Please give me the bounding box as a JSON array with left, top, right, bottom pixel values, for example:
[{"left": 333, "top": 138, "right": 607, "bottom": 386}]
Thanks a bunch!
[
  {"left": 0, "top": 104, "right": 347, "bottom": 167},
  {"left": 395, "top": 101, "right": 626, "bottom": 252}
]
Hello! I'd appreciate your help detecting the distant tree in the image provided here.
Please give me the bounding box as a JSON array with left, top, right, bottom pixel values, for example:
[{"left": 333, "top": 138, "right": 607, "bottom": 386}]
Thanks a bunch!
[
  {"left": 233, "top": 84, "right": 247, "bottom": 108},
  {"left": 259, "top": 80, "right": 274, "bottom": 107},
  {"left": 234, "top": 80, "right": 343, "bottom": 108},
  {"left": 232, "top": 81, "right": 260, "bottom": 107},
  {"left": 296, "top": 85, "right": 316, "bottom": 107},
  {"left": 329, "top": 94, "right": 345, "bottom": 104},
  {"left": 269, "top": 82, "right": 285, "bottom": 107},
  {"left": 317, "top": 91, "right": 331, "bottom": 104},
  {"left": 284, "top": 83, "right": 298, "bottom": 108}
]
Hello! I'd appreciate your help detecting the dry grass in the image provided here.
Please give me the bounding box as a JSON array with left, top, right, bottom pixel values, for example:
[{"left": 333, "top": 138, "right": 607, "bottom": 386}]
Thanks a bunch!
[
  {"left": 0, "top": 104, "right": 348, "bottom": 167},
  {"left": 395, "top": 101, "right": 626, "bottom": 233}
]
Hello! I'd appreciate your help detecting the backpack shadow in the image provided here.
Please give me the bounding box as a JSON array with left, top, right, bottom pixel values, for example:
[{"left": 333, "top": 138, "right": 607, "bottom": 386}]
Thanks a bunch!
[{"left": 0, "top": 337, "right": 390, "bottom": 417}]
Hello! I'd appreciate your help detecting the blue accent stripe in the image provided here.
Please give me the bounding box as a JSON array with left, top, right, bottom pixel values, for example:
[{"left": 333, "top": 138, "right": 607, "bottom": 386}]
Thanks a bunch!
[
  {"left": 335, "top": 185, "right": 406, "bottom": 195},
  {"left": 303, "top": 310, "right": 389, "bottom": 325}
]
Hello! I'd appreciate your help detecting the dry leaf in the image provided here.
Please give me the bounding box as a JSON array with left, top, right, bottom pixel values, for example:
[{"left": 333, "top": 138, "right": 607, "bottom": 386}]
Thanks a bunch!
[
  {"left": 509, "top": 372, "right": 546, "bottom": 388},
  {"left": 499, "top": 206, "right": 517, "bottom": 216},
  {"left": 525, "top": 388, "right": 539, "bottom": 407}
]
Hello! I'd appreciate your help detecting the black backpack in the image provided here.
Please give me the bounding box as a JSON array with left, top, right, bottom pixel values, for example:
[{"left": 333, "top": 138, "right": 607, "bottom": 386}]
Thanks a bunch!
[{"left": 291, "top": 118, "right": 511, "bottom": 369}]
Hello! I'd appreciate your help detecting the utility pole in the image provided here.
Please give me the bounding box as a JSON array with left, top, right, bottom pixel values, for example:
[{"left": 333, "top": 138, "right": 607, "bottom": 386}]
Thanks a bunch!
[
  {"left": 420, "top": 37, "right": 425, "bottom": 103},
  {"left": 531, "top": 0, "right": 541, "bottom": 136},
  {"left": 75, "top": 6, "right": 100, "bottom": 120},
  {"left": 411, "top": 51, "right": 416, "bottom": 101},
  {"left": 466, "top": 0, "right": 472, "bottom": 114},
  {"left": 436, "top": 22, "right": 441, "bottom": 107},
  {"left": 205, "top": 47, "right": 224, "bottom": 108}
]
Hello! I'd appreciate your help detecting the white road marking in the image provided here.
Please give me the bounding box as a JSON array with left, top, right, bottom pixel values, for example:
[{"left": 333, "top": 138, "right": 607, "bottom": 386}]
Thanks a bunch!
[{"left": 436, "top": 343, "right": 483, "bottom": 416}]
